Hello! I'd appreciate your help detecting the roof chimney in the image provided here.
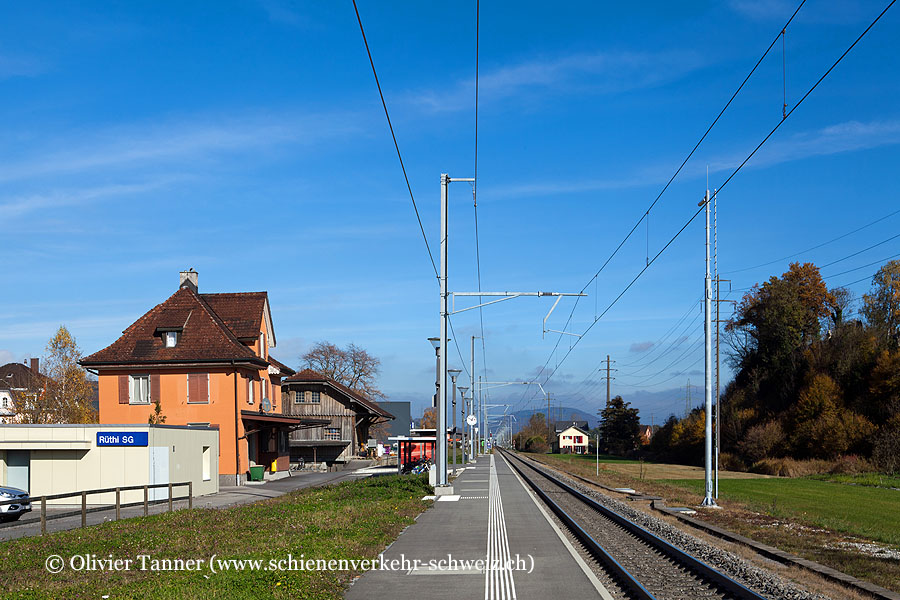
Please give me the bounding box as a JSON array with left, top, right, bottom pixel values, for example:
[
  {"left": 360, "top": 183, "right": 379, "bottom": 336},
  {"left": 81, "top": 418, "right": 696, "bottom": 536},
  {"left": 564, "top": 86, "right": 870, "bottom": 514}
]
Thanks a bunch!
[
  {"left": 179, "top": 269, "right": 198, "bottom": 293},
  {"left": 30, "top": 357, "right": 39, "bottom": 374}
]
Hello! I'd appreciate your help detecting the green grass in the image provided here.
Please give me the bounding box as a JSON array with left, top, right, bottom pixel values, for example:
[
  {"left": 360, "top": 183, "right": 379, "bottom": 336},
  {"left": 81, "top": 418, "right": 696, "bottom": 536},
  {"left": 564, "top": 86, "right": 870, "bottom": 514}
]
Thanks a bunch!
[
  {"left": 0, "top": 474, "right": 432, "bottom": 599},
  {"left": 661, "top": 477, "right": 900, "bottom": 547},
  {"left": 807, "top": 472, "right": 900, "bottom": 489}
]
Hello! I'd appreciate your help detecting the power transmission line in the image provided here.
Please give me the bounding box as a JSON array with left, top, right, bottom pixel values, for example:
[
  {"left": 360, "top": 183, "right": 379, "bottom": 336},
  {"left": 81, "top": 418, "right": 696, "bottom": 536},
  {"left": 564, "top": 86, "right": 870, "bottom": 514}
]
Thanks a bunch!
[
  {"left": 532, "top": 0, "right": 896, "bottom": 394},
  {"left": 725, "top": 207, "right": 900, "bottom": 275},
  {"left": 354, "top": 1, "right": 482, "bottom": 383},
  {"left": 823, "top": 251, "right": 900, "bottom": 279},
  {"left": 619, "top": 319, "right": 702, "bottom": 375},
  {"left": 818, "top": 232, "right": 900, "bottom": 269},
  {"left": 618, "top": 355, "right": 705, "bottom": 390},
  {"left": 618, "top": 297, "right": 700, "bottom": 367},
  {"left": 472, "top": 0, "right": 491, "bottom": 407},
  {"left": 519, "top": 0, "right": 809, "bottom": 409},
  {"left": 352, "top": 0, "right": 438, "bottom": 279}
]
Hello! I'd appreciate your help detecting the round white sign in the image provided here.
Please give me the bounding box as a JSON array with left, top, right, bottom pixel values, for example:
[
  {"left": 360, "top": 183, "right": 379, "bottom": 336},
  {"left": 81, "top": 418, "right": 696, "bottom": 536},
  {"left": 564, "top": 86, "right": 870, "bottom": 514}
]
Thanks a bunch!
[{"left": 466, "top": 414, "right": 477, "bottom": 426}]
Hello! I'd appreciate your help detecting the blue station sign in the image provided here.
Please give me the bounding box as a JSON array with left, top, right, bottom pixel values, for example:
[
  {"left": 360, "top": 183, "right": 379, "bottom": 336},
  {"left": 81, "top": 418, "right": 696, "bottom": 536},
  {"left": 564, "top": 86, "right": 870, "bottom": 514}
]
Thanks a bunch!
[{"left": 96, "top": 432, "right": 149, "bottom": 447}]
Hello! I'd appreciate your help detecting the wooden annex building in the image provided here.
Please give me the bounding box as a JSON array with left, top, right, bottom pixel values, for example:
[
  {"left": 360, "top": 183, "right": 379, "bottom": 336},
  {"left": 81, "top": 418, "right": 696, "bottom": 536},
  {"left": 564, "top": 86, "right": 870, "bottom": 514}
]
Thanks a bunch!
[{"left": 282, "top": 369, "right": 393, "bottom": 465}]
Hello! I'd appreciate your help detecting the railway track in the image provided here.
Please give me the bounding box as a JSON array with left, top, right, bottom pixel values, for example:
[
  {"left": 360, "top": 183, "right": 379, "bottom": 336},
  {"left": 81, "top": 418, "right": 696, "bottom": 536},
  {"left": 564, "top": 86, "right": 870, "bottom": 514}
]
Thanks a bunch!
[{"left": 498, "top": 448, "right": 773, "bottom": 600}]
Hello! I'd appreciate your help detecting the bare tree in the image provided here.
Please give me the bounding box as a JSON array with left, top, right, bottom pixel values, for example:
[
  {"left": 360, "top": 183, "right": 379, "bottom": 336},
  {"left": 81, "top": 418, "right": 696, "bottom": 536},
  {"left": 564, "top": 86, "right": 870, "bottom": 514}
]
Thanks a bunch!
[{"left": 301, "top": 341, "right": 383, "bottom": 399}]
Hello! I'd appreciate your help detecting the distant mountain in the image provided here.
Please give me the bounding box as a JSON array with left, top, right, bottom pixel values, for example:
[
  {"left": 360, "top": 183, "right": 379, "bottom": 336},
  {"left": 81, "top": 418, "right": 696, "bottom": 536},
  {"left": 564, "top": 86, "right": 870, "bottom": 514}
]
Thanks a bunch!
[{"left": 504, "top": 387, "right": 707, "bottom": 435}]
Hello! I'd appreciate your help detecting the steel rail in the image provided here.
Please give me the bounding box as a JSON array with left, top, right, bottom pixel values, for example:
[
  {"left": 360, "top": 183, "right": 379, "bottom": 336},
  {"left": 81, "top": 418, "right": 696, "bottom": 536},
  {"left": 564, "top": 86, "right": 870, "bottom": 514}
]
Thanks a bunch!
[
  {"left": 500, "top": 449, "right": 768, "bottom": 600},
  {"left": 502, "top": 449, "right": 656, "bottom": 599}
]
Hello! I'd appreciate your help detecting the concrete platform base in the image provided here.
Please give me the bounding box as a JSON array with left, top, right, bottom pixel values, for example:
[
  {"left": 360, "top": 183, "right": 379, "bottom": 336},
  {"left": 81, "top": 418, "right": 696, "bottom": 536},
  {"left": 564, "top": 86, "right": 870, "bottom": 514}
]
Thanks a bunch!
[
  {"left": 433, "top": 485, "right": 456, "bottom": 496},
  {"left": 347, "top": 453, "right": 609, "bottom": 599}
]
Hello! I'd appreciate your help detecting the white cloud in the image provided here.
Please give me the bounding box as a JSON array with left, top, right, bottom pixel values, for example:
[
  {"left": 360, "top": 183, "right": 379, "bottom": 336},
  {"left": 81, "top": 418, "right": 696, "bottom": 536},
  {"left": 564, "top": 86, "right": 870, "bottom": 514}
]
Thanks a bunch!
[
  {"left": 0, "top": 350, "right": 16, "bottom": 365},
  {"left": 0, "top": 316, "right": 137, "bottom": 340},
  {"left": 487, "top": 118, "right": 900, "bottom": 199},
  {"left": 0, "top": 53, "right": 44, "bottom": 79},
  {"left": 629, "top": 341, "right": 655, "bottom": 353},
  {"left": 728, "top": 0, "right": 795, "bottom": 21},
  {"left": 0, "top": 110, "right": 360, "bottom": 184},
  {"left": 729, "top": 0, "right": 876, "bottom": 24},
  {"left": 709, "top": 118, "right": 900, "bottom": 174},
  {"left": 256, "top": 0, "right": 313, "bottom": 28},
  {"left": 0, "top": 180, "right": 172, "bottom": 220},
  {"left": 409, "top": 50, "right": 707, "bottom": 113}
]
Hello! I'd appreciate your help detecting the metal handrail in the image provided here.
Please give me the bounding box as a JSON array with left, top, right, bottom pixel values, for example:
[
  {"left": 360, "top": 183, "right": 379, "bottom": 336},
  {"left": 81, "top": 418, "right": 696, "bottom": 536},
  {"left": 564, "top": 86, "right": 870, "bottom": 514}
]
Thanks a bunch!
[
  {"left": 0, "top": 481, "right": 191, "bottom": 505},
  {"left": 0, "top": 481, "right": 193, "bottom": 535}
]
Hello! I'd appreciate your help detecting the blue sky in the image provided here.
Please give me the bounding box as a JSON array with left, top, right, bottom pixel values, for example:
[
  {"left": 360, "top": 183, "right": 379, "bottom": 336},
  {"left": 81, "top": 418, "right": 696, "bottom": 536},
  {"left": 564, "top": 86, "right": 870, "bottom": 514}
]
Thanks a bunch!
[{"left": 2, "top": 1, "right": 899, "bottom": 427}]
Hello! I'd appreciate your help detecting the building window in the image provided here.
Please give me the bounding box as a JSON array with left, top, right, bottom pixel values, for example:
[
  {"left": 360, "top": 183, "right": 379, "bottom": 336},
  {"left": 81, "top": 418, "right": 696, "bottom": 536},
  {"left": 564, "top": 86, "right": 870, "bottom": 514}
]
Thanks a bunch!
[
  {"left": 1, "top": 398, "right": 7, "bottom": 408},
  {"left": 294, "top": 391, "right": 305, "bottom": 403},
  {"left": 259, "top": 333, "right": 265, "bottom": 358},
  {"left": 130, "top": 375, "right": 150, "bottom": 404},
  {"left": 165, "top": 331, "right": 178, "bottom": 347},
  {"left": 310, "top": 391, "right": 320, "bottom": 403},
  {"left": 324, "top": 427, "right": 340, "bottom": 440},
  {"left": 202, "top": 446, "right": 211, "bottom": 481},
  {"left": 188, "top": 373, "right": 209, "bottom": 404},
  {"left": 247, "top": 378, "right": 255, "bottom": 405}
]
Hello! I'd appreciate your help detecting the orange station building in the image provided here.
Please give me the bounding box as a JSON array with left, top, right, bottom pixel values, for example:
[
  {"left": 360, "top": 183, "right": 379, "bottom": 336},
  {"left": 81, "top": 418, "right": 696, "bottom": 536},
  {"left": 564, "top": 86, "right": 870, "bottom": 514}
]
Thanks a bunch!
[{"left": 81, "top": 270, "right": 327, "bottom": 485}]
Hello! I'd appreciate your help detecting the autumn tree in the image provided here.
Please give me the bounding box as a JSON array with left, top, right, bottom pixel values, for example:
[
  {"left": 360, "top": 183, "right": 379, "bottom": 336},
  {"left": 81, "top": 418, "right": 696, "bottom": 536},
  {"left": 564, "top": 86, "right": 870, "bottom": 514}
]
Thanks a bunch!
[
  {"left": 14, "top": 326, "right": 97, "bottom": 424},
  {"left": 790, "top": 373, "right": 873, "bottom": 458},
  {"left": 862, "top": 259, "right": 900, "bottom": 347},
  {"left": 301, "top": 341, "right": 383, "bottom": 399},
  {"left": 420, "top": 407, "right": 437, "bottom": 429},
  {"left": 512, "top": 412, "right": 549, "bottom": 453},
  {"left": 598, "top": 396, "right": 640, "bottom": 456},
  {"left": 727, "top": 262, "right": 836, "bottom": 416}
]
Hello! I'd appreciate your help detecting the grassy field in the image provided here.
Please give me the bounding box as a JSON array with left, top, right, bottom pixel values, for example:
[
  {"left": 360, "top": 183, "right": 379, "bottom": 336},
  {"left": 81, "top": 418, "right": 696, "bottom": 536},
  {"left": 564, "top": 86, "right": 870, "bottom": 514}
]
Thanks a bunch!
[
  {"left": 527, "top": 452, "right": 900, "bottom": 594},
  {"left": 544, "top": 452, "right": 641, "bottom": 465},
  {"left": 664, "top": 477, "right": 900, "bottom": 547},
  {"left": 546, "top": 452, "right": 770, "bottom": 480},
  {"left": 0, "top": 474, "right": 431, "bottom": 600},
  {"left": 808, "top": 472, "right": 900, "bottom": 489}
]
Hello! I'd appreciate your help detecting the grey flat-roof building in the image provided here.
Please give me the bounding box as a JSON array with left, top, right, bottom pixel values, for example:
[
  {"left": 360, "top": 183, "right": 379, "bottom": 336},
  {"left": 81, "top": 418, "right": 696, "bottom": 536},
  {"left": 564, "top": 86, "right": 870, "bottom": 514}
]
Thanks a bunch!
[{"left": 373, "top": 401, "right": 411, "bottom": 443}]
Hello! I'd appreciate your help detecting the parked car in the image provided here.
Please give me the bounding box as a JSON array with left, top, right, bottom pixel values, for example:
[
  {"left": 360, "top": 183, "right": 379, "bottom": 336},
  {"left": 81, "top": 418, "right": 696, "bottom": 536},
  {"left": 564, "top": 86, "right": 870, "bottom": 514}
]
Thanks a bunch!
[{"left": 0, "top": 486, "right": 31, "bottom": 522}]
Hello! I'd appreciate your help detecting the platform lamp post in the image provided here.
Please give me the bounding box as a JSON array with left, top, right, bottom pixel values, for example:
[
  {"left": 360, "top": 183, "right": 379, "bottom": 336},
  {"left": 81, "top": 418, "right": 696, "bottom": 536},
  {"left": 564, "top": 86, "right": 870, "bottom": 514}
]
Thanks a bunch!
[
  {"left": 448, "top": 369, "right": 461, "bottom": 471},
  {"left": 428, "top": 337, "right": 441, "bottom": 412},
  {"left": 459, "top": 386, "right": 469, "bottom": 464}
]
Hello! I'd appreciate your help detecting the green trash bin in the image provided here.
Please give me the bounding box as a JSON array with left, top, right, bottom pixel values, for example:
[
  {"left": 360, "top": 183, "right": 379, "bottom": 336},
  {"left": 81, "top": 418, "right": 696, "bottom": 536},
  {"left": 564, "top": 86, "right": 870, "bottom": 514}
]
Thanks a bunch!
[{"left": 249, "top": 465, "right": 265, "bottom": 481}]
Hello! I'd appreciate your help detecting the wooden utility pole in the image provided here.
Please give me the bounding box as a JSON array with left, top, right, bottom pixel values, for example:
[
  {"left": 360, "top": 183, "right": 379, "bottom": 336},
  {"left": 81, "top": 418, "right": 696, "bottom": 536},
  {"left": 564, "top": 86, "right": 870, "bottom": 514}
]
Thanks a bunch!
[
  {"left": 685, "top": 379, "right": 691, "bottom": 418},
  {"left": 602, "top": 355, "right": 615, "bottom": 404},
  {"left": 546, "top": 392, "right": 552, "bottom": 447}
]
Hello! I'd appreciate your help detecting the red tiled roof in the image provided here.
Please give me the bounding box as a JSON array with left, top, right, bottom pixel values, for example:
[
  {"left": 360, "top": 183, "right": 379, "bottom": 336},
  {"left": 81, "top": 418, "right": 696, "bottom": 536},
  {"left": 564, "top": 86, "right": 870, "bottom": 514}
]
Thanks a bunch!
[
  {"left": 200, "top": 292, "right": 268, "bottom": 340},
  {"left": 0, "top": 363, "right": 48, "bottom": 391},
  {"left": 81, "top": 287, "right": 266, "bottom": 367},
  {"left": 284, "top": 369, "right": 393, "bottom": 419}
]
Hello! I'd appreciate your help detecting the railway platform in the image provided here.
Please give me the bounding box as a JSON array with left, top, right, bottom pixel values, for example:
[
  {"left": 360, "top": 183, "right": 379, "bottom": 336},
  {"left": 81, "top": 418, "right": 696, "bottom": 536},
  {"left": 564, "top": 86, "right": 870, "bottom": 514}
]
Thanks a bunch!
[{"left": 346, "top": 452, "right": 611, "bottom": 600}]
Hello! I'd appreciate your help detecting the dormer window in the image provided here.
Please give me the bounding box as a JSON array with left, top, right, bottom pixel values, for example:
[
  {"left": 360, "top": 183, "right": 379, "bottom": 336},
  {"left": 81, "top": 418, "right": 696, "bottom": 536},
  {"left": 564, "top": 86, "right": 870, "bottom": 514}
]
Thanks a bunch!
[{"left": 155, "top": 326, "right": 183, "bottom": 347}]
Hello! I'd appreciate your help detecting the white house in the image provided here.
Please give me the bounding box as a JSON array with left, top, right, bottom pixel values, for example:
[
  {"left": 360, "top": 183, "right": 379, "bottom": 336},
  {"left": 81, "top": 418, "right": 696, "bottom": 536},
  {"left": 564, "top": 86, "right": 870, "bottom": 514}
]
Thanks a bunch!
[{"left": 557, "top": 425, "right": 589, "bottom": 454}]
